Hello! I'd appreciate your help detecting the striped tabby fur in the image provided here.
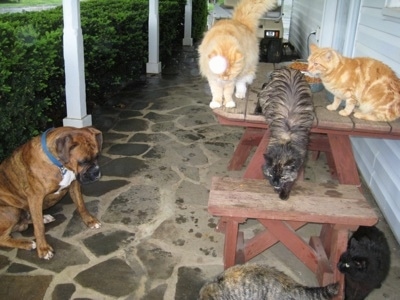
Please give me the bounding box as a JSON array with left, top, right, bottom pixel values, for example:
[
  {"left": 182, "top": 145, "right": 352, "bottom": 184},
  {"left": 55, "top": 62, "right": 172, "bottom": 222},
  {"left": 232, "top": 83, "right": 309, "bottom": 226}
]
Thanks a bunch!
[
  {"left": 308, "top": 44, "right": 400, "bottom": 121},
  {"left": 199, "top": 263, "right": 338, "bottom": 300},
  {"left": 256, "top": 68, "right": 314, "bottom": 200}
]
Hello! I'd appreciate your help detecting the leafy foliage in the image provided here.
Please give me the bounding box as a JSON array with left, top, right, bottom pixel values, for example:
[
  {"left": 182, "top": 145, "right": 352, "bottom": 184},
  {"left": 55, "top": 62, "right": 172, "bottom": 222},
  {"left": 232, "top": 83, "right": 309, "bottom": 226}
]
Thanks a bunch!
[{"left": 0, "top": 0, "right": 207, "bottom": 161}]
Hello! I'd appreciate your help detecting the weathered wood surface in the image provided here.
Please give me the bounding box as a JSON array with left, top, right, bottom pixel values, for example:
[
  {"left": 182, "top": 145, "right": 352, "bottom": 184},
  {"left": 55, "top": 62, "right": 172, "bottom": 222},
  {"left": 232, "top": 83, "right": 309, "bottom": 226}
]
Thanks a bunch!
[
  {"left": 213, "top": 63, "right": 400, "bottom": 137},
  {"left": 209, "top": 177, "right": 378, "bottom": 226}
]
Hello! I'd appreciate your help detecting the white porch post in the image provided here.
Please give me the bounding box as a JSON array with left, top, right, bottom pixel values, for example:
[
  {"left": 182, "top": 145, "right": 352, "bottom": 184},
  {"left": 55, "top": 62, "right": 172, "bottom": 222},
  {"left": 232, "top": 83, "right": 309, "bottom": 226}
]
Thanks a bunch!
[
  {"left": 147, "top": 0, "right": 162, "bottom": 73},
  {"left": 182, "top": 0, "right": 193, "bottom": 46},
  {"left": 62, "top": 0, "right": 92, "bottom": 127}
]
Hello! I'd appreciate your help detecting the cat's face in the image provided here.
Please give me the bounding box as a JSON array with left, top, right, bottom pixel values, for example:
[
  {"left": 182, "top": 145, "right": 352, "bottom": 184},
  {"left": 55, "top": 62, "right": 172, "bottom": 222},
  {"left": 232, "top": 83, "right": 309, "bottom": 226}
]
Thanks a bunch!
[
  {"left": 262, "top": 150, "right": 301, "bottom": 200},
  {"left": 307, "top": 44, "right": 339, "bottom": 77},
  {"left": 337, "top": 238, "right": 369, "bottom": 279}
]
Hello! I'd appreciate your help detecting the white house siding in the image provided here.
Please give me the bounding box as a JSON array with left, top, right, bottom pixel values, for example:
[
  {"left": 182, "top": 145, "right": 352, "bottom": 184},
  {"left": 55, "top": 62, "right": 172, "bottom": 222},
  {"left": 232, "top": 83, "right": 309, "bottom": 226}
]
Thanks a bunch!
[
  {"left": 351, "top": 0, "right": 400, "bottom": 243},
  {"left": 288, "top": 0, "right": 324, "bottom": 58},
  {"left": 290, "top": 0, "right": 400, "bottom": 243}
]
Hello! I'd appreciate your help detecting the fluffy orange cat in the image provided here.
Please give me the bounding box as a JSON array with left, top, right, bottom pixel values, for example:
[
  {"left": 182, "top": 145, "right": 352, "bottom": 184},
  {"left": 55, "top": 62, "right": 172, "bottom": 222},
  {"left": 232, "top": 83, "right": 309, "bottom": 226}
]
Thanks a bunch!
[
  {"left": 198, "top": 0, "right": 277, "bottom": 109},
  {"left": 307, "top": 44, "right": 400, "bottom": 121}
]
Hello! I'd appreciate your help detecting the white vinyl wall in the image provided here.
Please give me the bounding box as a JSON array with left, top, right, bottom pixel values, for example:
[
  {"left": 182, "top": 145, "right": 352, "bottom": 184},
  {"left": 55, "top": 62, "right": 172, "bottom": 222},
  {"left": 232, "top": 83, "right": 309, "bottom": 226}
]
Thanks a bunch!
[
  {"left": 289, "top": 0, "right": 400, "bottom": 243},
  {"left": 351, "top": 0, "right": 400, "bottom": 244}
]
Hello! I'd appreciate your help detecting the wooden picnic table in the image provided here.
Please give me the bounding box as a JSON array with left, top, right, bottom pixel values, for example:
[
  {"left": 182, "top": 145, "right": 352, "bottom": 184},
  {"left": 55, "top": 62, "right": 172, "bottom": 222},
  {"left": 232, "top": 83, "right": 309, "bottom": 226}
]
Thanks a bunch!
[{"left": 213, "top": 63, "right": 400, "bottom": 185}]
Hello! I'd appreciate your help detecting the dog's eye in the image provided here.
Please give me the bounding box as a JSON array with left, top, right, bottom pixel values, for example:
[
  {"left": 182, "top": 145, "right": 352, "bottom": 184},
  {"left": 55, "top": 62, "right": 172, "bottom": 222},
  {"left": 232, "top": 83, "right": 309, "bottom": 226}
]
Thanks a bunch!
[{"left": 78, "top": 159, "right": 90, "bottom": 166}]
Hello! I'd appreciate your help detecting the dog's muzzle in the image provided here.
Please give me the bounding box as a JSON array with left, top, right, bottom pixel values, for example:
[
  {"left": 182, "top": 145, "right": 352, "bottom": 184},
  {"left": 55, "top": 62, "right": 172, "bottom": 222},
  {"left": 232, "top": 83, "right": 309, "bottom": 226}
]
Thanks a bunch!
[{"left": 77, "top": 165, "right": 101, "bottom": 184}]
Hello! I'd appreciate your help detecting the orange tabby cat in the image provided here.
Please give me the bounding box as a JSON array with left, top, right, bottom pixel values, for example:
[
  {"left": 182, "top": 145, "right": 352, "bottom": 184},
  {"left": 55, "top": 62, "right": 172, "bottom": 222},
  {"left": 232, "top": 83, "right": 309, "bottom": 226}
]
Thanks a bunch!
[
  {"left": 198, "top": 0, "right": 277, "bottom": 109},
  {"left": 307, "top": 44, "right": 400, "bottom": 121}
]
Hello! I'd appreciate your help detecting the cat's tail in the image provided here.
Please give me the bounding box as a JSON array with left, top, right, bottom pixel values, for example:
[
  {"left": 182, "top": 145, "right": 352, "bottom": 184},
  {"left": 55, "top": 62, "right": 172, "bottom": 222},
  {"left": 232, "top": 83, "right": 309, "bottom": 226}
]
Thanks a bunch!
[
  {"left": 233, "top": 0, "right": 278, "bottom": 33},
  {"left": 295, "top": 282, "right": 339, "bottom": 299}
]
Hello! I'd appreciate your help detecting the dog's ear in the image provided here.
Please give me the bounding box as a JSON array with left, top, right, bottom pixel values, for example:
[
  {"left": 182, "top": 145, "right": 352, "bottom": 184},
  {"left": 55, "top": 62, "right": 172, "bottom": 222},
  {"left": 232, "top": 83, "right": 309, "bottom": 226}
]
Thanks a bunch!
[
  {"left": 87, "top": 127, "right": 103, "bottom": 152},
  {"left": 56, "top": 134, "right": 76, "bottom": 164}
]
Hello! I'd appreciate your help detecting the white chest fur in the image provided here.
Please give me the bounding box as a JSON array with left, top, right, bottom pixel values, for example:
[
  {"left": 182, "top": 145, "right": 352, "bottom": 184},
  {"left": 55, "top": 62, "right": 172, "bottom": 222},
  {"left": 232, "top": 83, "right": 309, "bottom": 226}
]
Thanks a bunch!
[{"left": 55, "top": 169, "right": 76, "bottom": 194}]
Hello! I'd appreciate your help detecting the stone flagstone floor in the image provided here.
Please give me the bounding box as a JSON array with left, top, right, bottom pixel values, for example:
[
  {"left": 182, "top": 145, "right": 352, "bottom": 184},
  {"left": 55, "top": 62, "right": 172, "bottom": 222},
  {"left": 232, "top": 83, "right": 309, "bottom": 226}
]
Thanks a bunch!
[{"left": 0, "top": 45, "right": 399, "bottom": 300}]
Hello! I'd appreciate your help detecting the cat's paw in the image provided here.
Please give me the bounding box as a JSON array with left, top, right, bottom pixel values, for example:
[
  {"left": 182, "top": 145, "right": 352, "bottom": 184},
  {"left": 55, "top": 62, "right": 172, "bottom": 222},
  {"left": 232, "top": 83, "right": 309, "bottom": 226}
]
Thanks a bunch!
[
  {"left": 326, "top": 104, "right": 337, "bottom": 111},
  {"left": 235, "top": 91, "right": 246, "bottom": 99},
  {"left": 225, "top": 101, "right": 236, "bottom": 108},
  {"left": 209, "top": 101, "right": 221, "bottom": 109},
  {"left": 339, "top": 109, "right": 351, "bottom": 116}
]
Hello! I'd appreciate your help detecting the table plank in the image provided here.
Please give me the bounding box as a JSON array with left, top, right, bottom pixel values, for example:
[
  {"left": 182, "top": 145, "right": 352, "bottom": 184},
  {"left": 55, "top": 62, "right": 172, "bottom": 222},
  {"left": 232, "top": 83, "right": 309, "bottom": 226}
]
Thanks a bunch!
[{"left": 209, "top": 177, "right": 378, "bottom": 226}]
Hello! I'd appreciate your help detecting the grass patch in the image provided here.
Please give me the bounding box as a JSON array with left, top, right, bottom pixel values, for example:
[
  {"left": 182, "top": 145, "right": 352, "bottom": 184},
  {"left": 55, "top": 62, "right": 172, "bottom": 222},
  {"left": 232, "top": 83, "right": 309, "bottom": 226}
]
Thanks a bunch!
[{"left": 0, "top": 0, "right": 62, "bottom": 8}]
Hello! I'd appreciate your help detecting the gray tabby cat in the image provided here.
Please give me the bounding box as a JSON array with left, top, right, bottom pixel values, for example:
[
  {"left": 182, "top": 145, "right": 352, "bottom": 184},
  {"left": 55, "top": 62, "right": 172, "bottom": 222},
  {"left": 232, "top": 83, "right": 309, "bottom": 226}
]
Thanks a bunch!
[
  {"left": 255, "top": 68, "right": 314, "bottom": 200},
  {"left": 199, "top": 263, "right": 338, "bottom": 300}
]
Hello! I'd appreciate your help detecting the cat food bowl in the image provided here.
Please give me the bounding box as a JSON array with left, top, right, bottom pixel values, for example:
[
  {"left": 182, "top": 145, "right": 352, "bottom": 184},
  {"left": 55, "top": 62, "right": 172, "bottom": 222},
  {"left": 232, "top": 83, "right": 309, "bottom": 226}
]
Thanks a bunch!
[
  {"left": 309, "top": 81, "right": 324, "bottom": 93},
  {"left": 287, "top": 61, "right": 324, "bottom": 93}
]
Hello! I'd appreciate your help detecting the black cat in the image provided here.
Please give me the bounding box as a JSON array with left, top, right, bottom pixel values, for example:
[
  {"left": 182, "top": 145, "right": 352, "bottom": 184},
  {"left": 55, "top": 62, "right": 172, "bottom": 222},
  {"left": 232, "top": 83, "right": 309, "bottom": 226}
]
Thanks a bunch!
[{"left": 337, "top": 225, "right": 391, "bottom": 300}]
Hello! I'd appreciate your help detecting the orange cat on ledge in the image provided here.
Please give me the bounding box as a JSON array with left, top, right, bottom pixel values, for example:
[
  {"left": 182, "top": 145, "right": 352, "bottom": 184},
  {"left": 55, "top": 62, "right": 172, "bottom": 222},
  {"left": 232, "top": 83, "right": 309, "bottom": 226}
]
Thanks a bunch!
[{"left": 307, "top": 44, "right": 400, "bottom": 122}]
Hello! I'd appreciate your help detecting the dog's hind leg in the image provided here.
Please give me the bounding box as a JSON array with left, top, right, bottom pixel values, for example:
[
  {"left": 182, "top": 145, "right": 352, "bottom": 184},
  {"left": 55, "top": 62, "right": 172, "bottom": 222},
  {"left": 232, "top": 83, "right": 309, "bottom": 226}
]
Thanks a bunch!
[{"left": 0, "top": 207, "right": 36, "bottom": 250}]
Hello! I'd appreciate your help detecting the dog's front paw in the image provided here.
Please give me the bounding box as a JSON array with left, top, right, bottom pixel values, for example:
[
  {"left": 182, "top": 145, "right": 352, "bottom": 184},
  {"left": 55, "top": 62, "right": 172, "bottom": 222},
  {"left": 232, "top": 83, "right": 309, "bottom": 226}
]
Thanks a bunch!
[
  {"left": 38, "top": 245, "right": 54, "bottom": 260},
  {"left": 209, "top": 101, "right": 221, "bottom": 109},
  {"left": 90, "top": 221, "right": 102, "bottom": 229},
  {"left": 43, "top": 251, "right": 54, "bottom": 260},
  {"left": 82, "top": 215, "right": 102, "bottom": 229},
  {"left": 43, "top": 214, "right": 55, "bottom": 224},
  {"left": 225, "top": 101, "right": 236, "bottom": 108}
]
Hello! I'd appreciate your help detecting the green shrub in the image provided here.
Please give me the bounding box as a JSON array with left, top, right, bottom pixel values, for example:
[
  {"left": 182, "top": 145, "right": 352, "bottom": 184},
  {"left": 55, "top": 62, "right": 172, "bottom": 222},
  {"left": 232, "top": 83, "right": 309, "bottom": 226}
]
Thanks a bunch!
[
  {"left": 0, "top": 0, "right": 207, "bottom": 161},
  {"left": 0, "top": 21, "right": 62, "bottom": 159},
  {"left": 193, "top": 0, "right": 208, "bottom": 42}
]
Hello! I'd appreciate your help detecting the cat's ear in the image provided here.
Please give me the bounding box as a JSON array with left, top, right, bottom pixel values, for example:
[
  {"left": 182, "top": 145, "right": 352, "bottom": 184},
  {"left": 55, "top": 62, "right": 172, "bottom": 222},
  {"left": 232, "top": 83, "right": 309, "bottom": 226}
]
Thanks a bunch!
[
  {"left": 233, "top": 50, "right": 244, "bottom": 63},
  {"left": 310, "top": 44, "right": 318, "bottom": 53},
  {"left": 324, "top": 50, "right": 335, "bottom": 61},
  {"left": 208, "top": 50, "right": 218, "bottom": 59},
  {"left": 263, "top": 154, "right": 273, "bottom": 166},
  {"left": 350, "top": 237, "right": 359, "bottom": 248}
]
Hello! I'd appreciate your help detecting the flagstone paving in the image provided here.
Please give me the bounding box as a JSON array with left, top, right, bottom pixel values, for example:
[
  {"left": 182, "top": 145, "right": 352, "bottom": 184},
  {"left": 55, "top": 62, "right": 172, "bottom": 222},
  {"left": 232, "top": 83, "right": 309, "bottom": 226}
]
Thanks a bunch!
[{"left": 0, "top": 45, "right": 399, "bottom": 300}]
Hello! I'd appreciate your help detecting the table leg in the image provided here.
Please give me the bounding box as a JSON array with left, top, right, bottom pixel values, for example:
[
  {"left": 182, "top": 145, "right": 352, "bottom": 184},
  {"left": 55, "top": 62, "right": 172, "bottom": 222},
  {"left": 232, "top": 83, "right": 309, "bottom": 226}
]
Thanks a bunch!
[
  {"left": 327, "top": 134, "right": 360, "bottom": 185},
  {"left": 228, "top": 128, "right": 264, "bottom": 170},
  {"left": 243, "top": 131, "right": 270, "bottom": 179}
]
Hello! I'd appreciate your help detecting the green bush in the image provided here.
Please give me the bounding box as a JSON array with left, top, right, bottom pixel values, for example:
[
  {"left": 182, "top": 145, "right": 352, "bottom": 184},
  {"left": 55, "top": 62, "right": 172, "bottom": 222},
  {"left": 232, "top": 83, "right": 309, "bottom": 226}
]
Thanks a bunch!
[
  {"left": 193, "top": 0, "right": 208, "bottom": 42},
  {"left": 0, "top": 0, "right": 207, "bottom": 161}
]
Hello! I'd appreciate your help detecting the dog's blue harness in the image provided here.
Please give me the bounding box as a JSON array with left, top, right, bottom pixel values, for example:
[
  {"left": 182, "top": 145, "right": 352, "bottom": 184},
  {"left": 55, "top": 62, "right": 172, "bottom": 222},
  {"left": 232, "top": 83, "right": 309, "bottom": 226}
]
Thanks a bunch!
[{"left": 41, "top": 128, "right": 67, "bottom": 176}]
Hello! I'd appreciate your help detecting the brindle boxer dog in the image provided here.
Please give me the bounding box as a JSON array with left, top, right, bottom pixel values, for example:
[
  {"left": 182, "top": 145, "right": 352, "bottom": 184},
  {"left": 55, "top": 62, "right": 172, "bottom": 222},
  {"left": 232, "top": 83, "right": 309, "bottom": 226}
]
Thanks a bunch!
[{"left": 0, "top": 126, "right": 103, "bottom": 259}]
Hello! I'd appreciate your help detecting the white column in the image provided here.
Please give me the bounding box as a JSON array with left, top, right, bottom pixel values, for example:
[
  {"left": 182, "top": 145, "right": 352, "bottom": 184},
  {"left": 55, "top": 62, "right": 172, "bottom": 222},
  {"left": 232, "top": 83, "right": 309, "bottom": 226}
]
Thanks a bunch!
[
  {"left": 146, "top": 0, "right": 162, "bottom": 74},
  {"left": 182, "top": 0, "right": 193, "bottom": 46},
  {"left": 62, "top": 0, "right": 92, "bottom": 127}
]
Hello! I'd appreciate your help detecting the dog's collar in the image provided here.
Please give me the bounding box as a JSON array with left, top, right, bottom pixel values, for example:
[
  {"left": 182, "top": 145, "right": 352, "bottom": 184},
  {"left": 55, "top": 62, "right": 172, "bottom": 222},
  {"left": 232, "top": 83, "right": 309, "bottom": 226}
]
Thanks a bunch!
[{"left": 41, "top": 128, "right": 67, "bottom": 175}]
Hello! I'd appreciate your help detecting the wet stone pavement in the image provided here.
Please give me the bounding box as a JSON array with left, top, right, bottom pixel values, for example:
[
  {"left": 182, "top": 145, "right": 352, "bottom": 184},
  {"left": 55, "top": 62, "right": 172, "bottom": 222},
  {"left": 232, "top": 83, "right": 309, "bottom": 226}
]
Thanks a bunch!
[
  {"left": 0, "top": 45, "right": 244, "bottom": 299},
  {"left": 0, "top": 45, "right": 399, "bottom": 300}
]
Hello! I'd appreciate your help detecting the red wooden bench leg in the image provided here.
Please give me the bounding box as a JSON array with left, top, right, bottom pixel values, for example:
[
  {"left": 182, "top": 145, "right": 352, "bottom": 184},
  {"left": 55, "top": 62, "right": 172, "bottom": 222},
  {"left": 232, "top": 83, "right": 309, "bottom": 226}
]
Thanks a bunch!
[
  {"left": 236, "top": 231, "right": 245, "bottom": 265},
  {"left": 216, "top": 217, "right": 247, "bottom": 269},
  {"left": 327, "top": 134, "right": 360, "bottom": 185},
  {"left": 243, "top": 131, "right": 270, "bottom": 179},
  {"left": 309, "top": 236, "right": 334, "bottom": 285},
  {"left": 228, "top": 128, "right": 264, "bottom": 171},
  {"left": 244, "top": 221, "right": 306, "bottom": 261},
  {"left": 319, "top": 224, "right": 357, "bottom": 300},
  {"left": 259, "top": 220, "right": 319, "bottom": 273}
]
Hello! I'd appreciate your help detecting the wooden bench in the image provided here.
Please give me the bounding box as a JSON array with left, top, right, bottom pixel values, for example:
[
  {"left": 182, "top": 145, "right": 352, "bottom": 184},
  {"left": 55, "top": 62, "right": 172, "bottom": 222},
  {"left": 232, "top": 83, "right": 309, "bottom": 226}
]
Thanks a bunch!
[
  {"left": 208, "top": 176, "right": 378, "bottom": 300},
  {"left": 213, "top": 63, "right": 400, "bottom": 185}
]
